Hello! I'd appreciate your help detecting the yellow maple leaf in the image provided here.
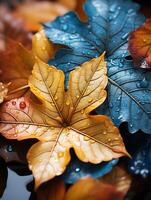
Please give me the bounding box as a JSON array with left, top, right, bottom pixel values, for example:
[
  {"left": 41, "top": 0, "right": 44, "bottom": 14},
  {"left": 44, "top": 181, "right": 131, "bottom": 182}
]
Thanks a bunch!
[{"left": 0, "top": 53, "right": 128, "bottom": 188}]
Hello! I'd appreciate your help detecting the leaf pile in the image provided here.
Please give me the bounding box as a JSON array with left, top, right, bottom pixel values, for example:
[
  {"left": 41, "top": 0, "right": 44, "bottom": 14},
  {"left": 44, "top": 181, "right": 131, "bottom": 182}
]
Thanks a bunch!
[{"left": 44, "top": 0, "right": 151, "bottom": 134}]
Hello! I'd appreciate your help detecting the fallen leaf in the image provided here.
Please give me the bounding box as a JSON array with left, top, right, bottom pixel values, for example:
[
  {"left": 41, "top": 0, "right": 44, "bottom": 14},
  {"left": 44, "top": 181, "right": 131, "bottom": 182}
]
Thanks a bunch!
[
  {"left": 13, "top": 1, "right": 72, "bottom": 32},
  {"left": 0, "top": 54, "right": 128, "bottom": 188},
  {"left": 0, "top": 30, "right": 54, "bottom": 100},
  {"left": 37, "top": 179, "right": 65, "bottom": 200},
  {"left": 0, "top": 82, "right": 8, "bottom": 103},
  {"left": 64, "top": 177, "right": 124, "bottom": 200},
  {"left": 0, "top": 6, "right": 32, "bottom": 51},
  {"left": 101, "top": 165, "right": 132, "bottom": 195},
  {"left": 44, "top": 0, "right": 151, "bottom": 134},
  {"left": 129, "top": 18, "right": 151, "bottom": 69}
]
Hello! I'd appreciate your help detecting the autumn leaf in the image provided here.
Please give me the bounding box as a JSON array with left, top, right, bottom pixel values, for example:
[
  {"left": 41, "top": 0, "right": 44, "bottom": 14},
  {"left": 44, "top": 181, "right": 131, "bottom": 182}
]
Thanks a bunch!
[
  {"left": 64, "top": 177, "right": 124, "bottom": 200},
  {"left": 0, "top": 30, "right": 54, "bottom": 100},
  {"left": 36, "top": 165, "right": 131, "bottom": 200},
  {"left": 44, "top": 0, "right": 151, "bottom": 134},
  {"left": 101, "top": 165, "right": 132, "bottom": 195},
  {"left": 0, "top": 6, "right": 32, "bottom": 51},
  {"left": 0, "top": 82, "right": 8, "bottom": 103},
  {"left": 129, "top": 18, "right": 151, "bottom": 69},
  {"left": 37, "top": 179, "right": 65, "bottom": 200},
  {"left": 0, "top": 54, "right": 128, "bottom": 188},
  {"left": 13, "top": 1, "right": 73, "bottom": 32}
]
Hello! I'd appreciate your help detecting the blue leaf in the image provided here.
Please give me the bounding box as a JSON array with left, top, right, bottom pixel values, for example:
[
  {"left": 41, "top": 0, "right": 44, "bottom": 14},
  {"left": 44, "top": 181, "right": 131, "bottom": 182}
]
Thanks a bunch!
[
  {"left": 43, "top": 0, "right": 151, "bottom": 133},
  {"left": 128, "top": 134, "right": 151, "bottom": 177},
  {"left": 61, "top": 152, "right": 118, "bottom": 184}
]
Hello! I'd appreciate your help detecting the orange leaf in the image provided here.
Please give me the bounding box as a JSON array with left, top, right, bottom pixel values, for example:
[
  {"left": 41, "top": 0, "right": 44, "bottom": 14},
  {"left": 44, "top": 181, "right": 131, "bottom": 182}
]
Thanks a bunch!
[
  {"left": 101, "top": 165, "right": 132, "bottom": 195},
  {"left": 0, "top": 54, "right": 128, "bottom": 188},
  {"left": 0, "top": 30, "right": 54, "bottom": 100},
  {"left": 13, "top": 1, "right": 73, "bottom": 32},
  {"left": 37, "top": 179, "right": 65, "bottom": 200},
  {"left": 64, "top": 177, "right": 124, "bottom": 200},
  {"left": 0, "top": 6, "right": 32, "bottom": 51},
  {"left": 129, "top": 18, "right": 151, "bottom": 69}
]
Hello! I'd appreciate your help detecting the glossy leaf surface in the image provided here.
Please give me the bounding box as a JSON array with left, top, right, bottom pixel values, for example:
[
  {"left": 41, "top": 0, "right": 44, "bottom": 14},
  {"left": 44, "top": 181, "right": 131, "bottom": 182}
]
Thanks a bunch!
[
  {"left": 44, "top": 0, "right": 151, "bottom": 134},
  {"left": 0, "top": 54, "right": 128, "bottom": 187}
]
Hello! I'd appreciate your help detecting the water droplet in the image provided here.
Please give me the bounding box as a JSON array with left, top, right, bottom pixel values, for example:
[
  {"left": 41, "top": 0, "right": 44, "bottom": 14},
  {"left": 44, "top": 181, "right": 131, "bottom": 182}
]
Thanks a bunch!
[
  {"left": 90, "top": 140, "right": 95, "bottom": 144},
  {"left": 84, "top": 136, "right": 89, "bottom": 141},
  {"left": 109, "top": 5, "right": 116, "bottom": 13},
  {"left": 55, "top": 96, "right": 58, "bottom": 100},
  {"left": 66, "top": 100, "right": 70, "bottom": 106},
  {"left": 88, "top": 97, "right": 93, "bottom": 103},
  {"left": 58, "top": 152, "right": 64, "bottom": 158},
  {"left": 81, "top": 109, "right": 84, "bottom": 114},
  {"left": 75, "top": 167, "right": 80, "bottom": 172},
  {"left": 140, "top": 169, "right": 149, "bottom": 177},
  {"left": 76, "top": 95, "right": 80, "bottom": 98},
  {"left": 108, "top": 138, "right": 111, "bottom": 142},
  {"left": 122, "top": 33, "right": 129, "bottom": 40},
  {"left": 117, "top": 96, "right": 121, "bottom": 101},
  {"left": 42, "top": 47, "right": 46, "bottom": 51},
  {"left": 19, "top": 101, "right": 26, "bottom": 109},
  {"left": 103, "top": 131, "right": 107, "bottom": 135},
  {"left": 62, "top": 24, "right": 68, "bottom": 31},
  {"left": 12, "top": 101, "right": 16, "bottom": 105},
  {"left": 7, "top": 145, "right": 13, "bottom": 152}
]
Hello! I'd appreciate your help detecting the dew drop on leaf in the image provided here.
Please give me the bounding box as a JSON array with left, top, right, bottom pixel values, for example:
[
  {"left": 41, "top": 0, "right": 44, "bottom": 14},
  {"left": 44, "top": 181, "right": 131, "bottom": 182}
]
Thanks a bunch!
[{"left": 19, "top": 101, "right": 26, "bottom": 109}]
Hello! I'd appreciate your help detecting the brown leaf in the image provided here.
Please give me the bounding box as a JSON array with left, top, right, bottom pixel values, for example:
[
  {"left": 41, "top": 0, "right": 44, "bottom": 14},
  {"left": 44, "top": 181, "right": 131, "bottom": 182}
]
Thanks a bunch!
[
  {"left": 0, "top": 6, "right": 32, "bottom": 51},
  {"left": 101, "top": 165, "right": 132, "bottom": 195},
  {"left": 13, "top": 1, "right": 72, "bottom": 32},
  {"left": 64, "top": 177, "right": 124, "bottom": 200},
  {"left": 129, "top": 18, "right": 151, "bottom": 68},
  {"left": 0, "top": 30, "right": 54, "bottom": 100},
  {"left": 37, "top": 179, "right": 65, "bottom": 200},
  {"left": 0, "top": 54, "right": 128, "bottom": 188}
]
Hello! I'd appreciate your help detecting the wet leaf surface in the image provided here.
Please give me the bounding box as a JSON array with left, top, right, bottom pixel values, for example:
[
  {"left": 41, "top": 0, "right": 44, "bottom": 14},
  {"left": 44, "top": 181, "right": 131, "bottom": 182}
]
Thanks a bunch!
[
  {"left": 0, "top": 54, "right": 128, "bottom": 187},
  {"left": 44, "top": 0, "right": 151, "bottom": 134}
]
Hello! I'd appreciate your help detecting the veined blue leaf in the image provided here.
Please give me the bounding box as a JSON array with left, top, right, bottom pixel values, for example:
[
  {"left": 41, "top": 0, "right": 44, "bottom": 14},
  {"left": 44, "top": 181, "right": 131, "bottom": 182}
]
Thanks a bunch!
[{"left": 43, "top": 0, "right": 151, "bottom": 133}]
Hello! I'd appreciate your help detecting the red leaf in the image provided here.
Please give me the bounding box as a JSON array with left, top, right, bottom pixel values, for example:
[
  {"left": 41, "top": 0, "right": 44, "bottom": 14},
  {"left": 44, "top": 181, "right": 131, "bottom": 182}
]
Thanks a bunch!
[{"left": 129, "top": 18, "right": 151, "bottom": 69}]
